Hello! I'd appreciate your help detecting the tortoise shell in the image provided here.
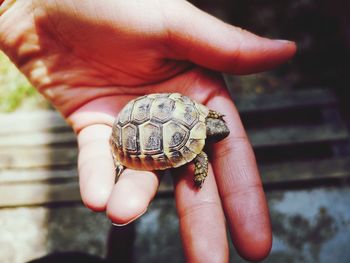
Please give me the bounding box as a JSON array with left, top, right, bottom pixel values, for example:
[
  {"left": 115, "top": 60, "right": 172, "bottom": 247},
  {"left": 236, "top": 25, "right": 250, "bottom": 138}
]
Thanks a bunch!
[{"left": 110, "top": 93, "right": 209, "bottom": 170}]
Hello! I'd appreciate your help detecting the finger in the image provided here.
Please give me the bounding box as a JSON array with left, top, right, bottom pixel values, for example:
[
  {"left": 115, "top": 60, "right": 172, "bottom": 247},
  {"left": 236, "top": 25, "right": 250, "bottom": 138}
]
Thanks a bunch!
[
  {"left": 162, "top": 1, "right": 296, "bottom": 74},
  {"left": 106, "top": 169, "right": 160, "bottom": 225},
  {"left": 173, "top": 164, "right": 229, "bottom": 263},
  {"left": 77, "top": 124, "right": 116, "bottom": 211},
  {"left": 165, "top": 70, "right": 272, "bottom": 261},
  {"left": 207, "top": 91, "right": 272, "bottom": 261}
]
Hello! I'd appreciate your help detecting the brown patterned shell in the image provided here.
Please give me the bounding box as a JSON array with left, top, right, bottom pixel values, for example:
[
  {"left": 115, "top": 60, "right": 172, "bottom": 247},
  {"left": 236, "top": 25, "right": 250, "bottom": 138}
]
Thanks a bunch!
[{"left": 110, "top": 93, "right": 209, "bottom": 170}]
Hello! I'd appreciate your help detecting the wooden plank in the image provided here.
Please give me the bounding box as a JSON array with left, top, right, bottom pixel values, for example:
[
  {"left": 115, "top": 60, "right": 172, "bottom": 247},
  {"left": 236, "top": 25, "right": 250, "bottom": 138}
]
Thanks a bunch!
[
  {"left": 261, "top": 157, "right": 350, "bottom": 184},
  {"left": 0, "top": 122, "right": 348, "bottom": 169},
  {"left": 233, "top": 89, "right": 337, "bottom": 113},
  {"left": 0, "top": 111, "right": 69, "bottom": 134},
  {"left": 0, "top": 168, "right": 77, "bottom": 183},
  {"left": 1, "top": 123, "right": 347, "bottom": 150},
  {"left": 0, "top": 131, "right": 76, "bottom": 147},
  {"left": 0, "top": 147, "right": 78, "bottom": 169},
  {"left": 321, "top": 107, "right": 350, "bottom": 157},
  {"left": 248, "top": 123, "right": 349, "bottom": 148},
  {"left": 1, "top": 157, "right": 350, "bottom": 206},
  {"left": 0, "top": 181, "right": 80, "bottom": 207},
  {"left": 0, "top": 89, "right": 337, "bottom": 135}
]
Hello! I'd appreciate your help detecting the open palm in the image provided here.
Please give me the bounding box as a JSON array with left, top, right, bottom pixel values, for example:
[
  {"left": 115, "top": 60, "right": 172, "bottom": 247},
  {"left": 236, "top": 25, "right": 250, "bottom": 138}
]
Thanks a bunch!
[{"left": 0, "top": 0, "right": 296, "bottom": 262}]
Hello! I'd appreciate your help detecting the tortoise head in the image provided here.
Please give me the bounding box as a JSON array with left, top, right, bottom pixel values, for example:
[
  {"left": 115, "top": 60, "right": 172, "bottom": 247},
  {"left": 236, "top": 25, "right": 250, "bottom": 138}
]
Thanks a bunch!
[{"left": 205, "top": 117, "right": 230, "bottom": 143}]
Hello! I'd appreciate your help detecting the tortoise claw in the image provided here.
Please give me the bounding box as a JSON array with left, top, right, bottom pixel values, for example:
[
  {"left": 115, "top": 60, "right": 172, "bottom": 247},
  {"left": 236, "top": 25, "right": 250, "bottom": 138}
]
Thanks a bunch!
[{"left": 115, "top": 164, "right": 124, "bottom": 183}]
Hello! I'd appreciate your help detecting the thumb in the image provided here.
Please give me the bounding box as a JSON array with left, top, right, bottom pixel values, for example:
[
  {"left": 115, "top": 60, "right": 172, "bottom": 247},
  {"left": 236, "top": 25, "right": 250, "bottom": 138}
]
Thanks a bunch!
[{"left": 163, "top": 1, "right": 296, "bottom": 74}]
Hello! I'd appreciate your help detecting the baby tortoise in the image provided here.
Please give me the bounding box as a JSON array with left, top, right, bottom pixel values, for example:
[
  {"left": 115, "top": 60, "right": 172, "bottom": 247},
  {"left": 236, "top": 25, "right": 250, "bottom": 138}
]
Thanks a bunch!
[{"left": 110, "top": 93, "right": 230, "bottom": 188}]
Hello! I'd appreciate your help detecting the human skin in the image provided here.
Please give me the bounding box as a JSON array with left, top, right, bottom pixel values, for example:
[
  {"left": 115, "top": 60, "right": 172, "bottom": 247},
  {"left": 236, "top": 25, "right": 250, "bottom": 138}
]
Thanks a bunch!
[{"left": 0, "top": 0, "right": 296, "bottom": 262}]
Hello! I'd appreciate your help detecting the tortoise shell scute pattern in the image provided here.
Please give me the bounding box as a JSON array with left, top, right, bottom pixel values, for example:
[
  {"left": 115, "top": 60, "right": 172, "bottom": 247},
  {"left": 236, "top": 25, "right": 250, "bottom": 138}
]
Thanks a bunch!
[{"left": 111, "top": 93, "right": 208, "bottom": 170}]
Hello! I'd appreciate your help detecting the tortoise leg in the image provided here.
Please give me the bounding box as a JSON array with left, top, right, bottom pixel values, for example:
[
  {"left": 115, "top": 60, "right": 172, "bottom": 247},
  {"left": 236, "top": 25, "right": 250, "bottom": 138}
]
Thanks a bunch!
[{"left": 193, "top": 151, "right": 209, "bottom": 188}]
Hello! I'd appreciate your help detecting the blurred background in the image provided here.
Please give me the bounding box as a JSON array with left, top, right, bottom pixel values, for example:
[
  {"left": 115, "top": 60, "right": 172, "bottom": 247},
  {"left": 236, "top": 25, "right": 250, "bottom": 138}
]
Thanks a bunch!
[{"left": 0, "top": 0, "right": 350, "bottom": 262}]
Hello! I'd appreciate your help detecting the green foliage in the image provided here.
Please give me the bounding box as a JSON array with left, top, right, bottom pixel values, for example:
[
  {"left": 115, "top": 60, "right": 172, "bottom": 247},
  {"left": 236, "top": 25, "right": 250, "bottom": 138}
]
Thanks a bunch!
[{"left": 0, "top": 52, "right": 49, "bottom": 112}]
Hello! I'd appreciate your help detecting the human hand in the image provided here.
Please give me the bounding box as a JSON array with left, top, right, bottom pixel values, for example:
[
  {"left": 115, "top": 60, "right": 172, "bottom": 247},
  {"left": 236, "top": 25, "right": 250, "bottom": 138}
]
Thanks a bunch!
[{"left": 0, "top": 0, "right": 296, "bottom": 262}]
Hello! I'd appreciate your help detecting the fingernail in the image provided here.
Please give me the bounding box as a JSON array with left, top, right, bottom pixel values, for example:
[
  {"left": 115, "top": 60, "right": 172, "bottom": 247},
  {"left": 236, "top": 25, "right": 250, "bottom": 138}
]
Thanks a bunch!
[
  {"left": 274, "top": 39, "right": 296, "bottom": 45},
  {"left": 111, "top": 208, "right": 147, "bottom": 227}
]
